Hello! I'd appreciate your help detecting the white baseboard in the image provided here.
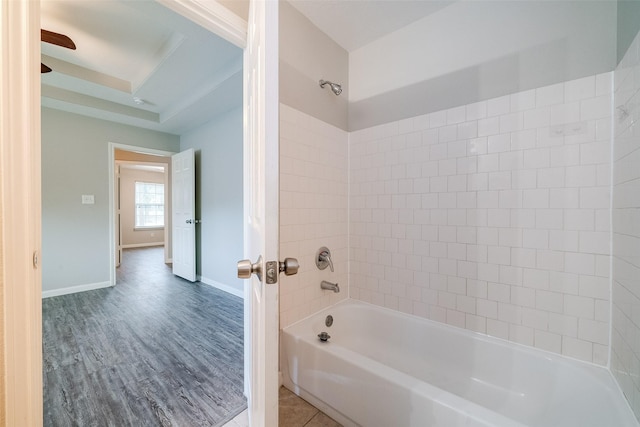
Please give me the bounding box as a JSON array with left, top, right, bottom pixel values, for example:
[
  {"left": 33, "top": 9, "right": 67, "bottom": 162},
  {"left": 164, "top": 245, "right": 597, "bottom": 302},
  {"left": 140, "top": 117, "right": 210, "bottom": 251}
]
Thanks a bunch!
[
  {"left": 42, "top": 281, "right": 112, "bottom": 298},
  {"left": 199, "top": 276, "right": 244, "bottom": 298},
  {"left": 121, "top": 242, "right": 164, "bottom": 249}
]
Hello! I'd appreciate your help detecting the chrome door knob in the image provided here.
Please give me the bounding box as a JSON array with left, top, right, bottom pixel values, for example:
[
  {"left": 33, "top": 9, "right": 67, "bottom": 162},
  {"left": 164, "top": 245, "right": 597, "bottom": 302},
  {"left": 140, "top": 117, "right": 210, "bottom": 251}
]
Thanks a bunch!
[
  {"left": 237, "top": 255, "right": 262, "bottom": 281},
  {"left": 279, "top": 257, "right": 299, "bottom": 276}
]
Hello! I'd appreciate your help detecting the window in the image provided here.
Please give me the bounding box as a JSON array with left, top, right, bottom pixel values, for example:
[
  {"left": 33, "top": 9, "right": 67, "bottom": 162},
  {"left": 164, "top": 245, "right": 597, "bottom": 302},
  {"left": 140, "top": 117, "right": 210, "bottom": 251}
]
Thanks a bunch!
[{"left": 135, "top": 181, "right": 164, "bottom": 228}]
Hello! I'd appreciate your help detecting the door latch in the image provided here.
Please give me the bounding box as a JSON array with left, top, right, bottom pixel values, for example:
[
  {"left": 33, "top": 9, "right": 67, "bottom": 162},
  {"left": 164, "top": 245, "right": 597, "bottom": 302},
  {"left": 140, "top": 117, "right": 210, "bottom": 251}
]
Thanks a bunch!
[{"left": 237, "top": 256, "right": 299, "bottom": 284}]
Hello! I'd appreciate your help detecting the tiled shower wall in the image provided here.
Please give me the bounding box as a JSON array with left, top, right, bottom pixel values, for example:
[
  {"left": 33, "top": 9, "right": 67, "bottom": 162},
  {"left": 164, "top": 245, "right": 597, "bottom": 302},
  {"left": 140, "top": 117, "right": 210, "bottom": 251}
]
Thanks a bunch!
[
  {"left": 279, "top": 104, "right": 349, "bottom": 328},
  {"left": 350, "top": 73, "right": 613, "bottom": 364},
  {"left": 612, "top": 30, "right": 640, "bottom": 417}
]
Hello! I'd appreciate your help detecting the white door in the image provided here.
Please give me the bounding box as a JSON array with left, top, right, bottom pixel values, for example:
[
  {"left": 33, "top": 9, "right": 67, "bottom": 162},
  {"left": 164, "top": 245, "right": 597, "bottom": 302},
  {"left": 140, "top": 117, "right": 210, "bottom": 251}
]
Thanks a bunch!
[
  {"left": 115, "top": 163, "right": 122, "bottom": 268},
  {"left": 172, "top": 148, "right": 196, "bottom": 282},
  {"left": 242, "top": 0, "right": 280, "bottom": 425}
]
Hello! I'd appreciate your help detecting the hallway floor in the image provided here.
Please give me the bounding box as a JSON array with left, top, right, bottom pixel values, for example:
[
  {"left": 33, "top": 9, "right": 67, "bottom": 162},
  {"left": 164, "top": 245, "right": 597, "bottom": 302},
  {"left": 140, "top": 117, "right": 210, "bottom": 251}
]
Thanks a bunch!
[{"left": 42, "top": 247, "right": 246, "bottom": 426}]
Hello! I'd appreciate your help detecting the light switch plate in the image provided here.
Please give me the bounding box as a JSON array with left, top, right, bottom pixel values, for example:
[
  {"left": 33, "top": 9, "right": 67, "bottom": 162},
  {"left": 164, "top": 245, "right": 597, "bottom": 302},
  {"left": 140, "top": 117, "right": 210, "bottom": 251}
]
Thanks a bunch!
[{"left": 82, "top": 194, "right": 95, "bottom": 205}]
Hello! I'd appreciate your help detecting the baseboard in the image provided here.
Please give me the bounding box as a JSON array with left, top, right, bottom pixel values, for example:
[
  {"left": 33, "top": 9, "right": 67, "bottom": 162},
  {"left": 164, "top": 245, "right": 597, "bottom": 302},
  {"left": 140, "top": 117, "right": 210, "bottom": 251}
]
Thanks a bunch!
[
  {"left": 199, "top": 276, "right": 244, "bottom": 298},
  {"left": 121, "top": 242, "right": 164, "bottom": 249},
  {"left": 42, "top": 281, "right": 112, "bottom": 298}
]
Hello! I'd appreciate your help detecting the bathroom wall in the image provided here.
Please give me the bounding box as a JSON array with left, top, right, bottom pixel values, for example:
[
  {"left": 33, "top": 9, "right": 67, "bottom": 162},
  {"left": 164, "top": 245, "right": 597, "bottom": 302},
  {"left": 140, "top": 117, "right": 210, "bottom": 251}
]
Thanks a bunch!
[
  {"left": 612, "top": 28, "right": 640, "bottom": 417},
  {"left": 279, "top": 104, "right": 349, "bottom": 328},
  {"left": 350, "top": 73, "right": 613, "bottom": 364},
  {"left": 279, "top": 1, "right": 349, "bottom": 131},
  {"left": 349, "top": 1, "right": 616, "bottom": 132},
  {"left": 279, "top": 0, "right": 350, "bottom": 328}
]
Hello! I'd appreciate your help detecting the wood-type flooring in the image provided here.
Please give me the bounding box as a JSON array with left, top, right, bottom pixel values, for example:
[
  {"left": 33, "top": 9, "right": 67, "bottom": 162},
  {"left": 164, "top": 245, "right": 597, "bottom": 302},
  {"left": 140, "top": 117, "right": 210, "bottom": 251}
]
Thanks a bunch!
[{"left": 43, "top": 247, "right": 246, "bottom": 426}]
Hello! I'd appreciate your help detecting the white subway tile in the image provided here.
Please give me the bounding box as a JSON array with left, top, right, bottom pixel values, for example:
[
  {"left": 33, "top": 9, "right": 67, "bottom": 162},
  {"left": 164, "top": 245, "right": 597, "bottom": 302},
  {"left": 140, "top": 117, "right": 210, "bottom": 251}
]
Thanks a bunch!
[
  {"left": 524, "top": 107, "right": 551, "bottom": 129},
  {"left": 550, "top": 188, "right": 580, "bottom": 209},
  {"left": 466, "top": 101, "right": 488, "bottom": 121},
  {"left": 446, "top": 105, "right": 467, "bottom": 124},
  {"left": 500, "top": 112, "right": 524, "bottom": 133},
  {"left": 564, "top": 76, "right": 596, "bottom": 102},
  {"left": 429, "top": 110, "right": 447, "bottom": 128},
  {"left": 523, "top": 189, "right": 549, "bottom": 208},
  {"left": 549, "top": 102, "right": 580, "bottom": 126},
  {"left": 489, "top": 171, "right": 512, "bottom": 190},
  {"left": 478, "top": 153, "right": 500, "bottom": 172},
  {"left": 510, "top": 90, "right": 536, "bottom": 112},
  {"left": 550, "top": 230, "right": 580, "bottom": 252},
  {"left": 580, "top": 95, "right": 612, "bottom": 121},
  {"left": 439, "top": 125, "right": 458, "bottom": 143},
  {"left": 523, "top": 148, "right": 550, "bottom": 169},
  {"left": 550, "top": 145, "right": 580, "bottom": 167},
  {"left": 564, "top": 294, "right": 595, "bottom": 322},
  {"left": 536, "top": 250, "right": 565, "bottom": 272},
  {"left": 536, "top": 209, "right": 564, "bottom": 229},
  {"left": 478, "top": 117, "right": 500, "bottom": 137},
  {"left": 536, "top": 83, "right": 564, "bottom": 107},
  {"left": 523, "top": 229, "right": 549, "bottom": 249},
  {"left": 562, "top": 336, "right": 593, "bottom": 362},
  {"left": 457, "top": 121, "right": 478, "bottom": 139},
  {"left": 549, "top": 313, "right": 578, "bottom": 337},
  {"left": 536, "top": 290, "right": 564, "bottom": 313},
  {"left": 511, "top": 170, "right": 538, "bottom": 190},
  {"left": 487, "top": 319, "right": 509, "bottom": 339},
  {"left": 538, "top": 167, "right": 566, "bottom": 188},
  {"left": 579, "top": 275, "right": 610, "bottom": 299},
  {"left": 488, "top": 134, "right": 511, "bottom": 153},
  {"left": 595, "top": 72, "right": 613, "bottom": 96},
  {"left": 580, "top": 187, "right": 610, "bottom": 209},
  {"left": 487, "top": 95, "right": 511, "bottom": 116},
  {"left": 565, "top": 252, "right": 595, "bottom": 275},
  {"left": 578, "top": 318, "right": 609, "bottom": 345},
  {"left": 511, "top": 129, "right": 537, "bottom": 151},
  {"left": 579, "top": 231, "right": 610, "bottom": 255},
  {"left": 535, "top": 330, "right": 562, "bottom": 353},
  {"left": 566, "top": 165, "right": 597, "bottom": 187}
]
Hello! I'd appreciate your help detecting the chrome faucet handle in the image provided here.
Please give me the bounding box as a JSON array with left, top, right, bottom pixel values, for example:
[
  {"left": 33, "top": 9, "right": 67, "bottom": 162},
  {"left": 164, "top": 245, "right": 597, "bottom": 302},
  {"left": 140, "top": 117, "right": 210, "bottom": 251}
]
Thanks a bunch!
[{"left": 316, "top": 247, "right": 334, "bottom": 272}]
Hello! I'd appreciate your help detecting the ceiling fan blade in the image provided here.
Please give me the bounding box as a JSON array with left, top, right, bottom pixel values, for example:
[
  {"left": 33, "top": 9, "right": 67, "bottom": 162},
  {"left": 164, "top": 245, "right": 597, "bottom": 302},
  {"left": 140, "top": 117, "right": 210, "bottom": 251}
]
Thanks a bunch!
[
  {"left": 41, "top": 29, "right": 76, "bottom": 50},
  {"left": 41, "top": 63, "right": 52, "bottom": 73}
]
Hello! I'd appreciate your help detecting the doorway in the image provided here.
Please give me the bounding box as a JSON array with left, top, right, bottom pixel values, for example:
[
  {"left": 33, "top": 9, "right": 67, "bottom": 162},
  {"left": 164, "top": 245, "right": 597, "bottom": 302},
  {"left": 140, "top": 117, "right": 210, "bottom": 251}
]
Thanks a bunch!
[{"left": 108, "top": 143, "right": 175, "bottom": 286}]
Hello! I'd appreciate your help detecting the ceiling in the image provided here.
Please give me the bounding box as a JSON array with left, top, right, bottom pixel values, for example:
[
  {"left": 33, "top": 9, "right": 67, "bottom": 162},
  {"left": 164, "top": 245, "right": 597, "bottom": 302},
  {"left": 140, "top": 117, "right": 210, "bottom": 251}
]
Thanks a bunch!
[
  {"left": 289, "top": 0, "right": 456, "bottom": 52},
  {"left": 41, "top": 0, "right": 460, "bottom": 136},
  {"left": 41, "top": 0, "right": 243, "bottom": 136}
]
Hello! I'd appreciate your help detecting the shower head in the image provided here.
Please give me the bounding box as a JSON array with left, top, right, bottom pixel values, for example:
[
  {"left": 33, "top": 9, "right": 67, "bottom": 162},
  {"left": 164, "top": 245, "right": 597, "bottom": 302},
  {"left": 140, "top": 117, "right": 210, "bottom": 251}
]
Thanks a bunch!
[{"left": 319, "top": 79, "right": 342, "bottom": 96}]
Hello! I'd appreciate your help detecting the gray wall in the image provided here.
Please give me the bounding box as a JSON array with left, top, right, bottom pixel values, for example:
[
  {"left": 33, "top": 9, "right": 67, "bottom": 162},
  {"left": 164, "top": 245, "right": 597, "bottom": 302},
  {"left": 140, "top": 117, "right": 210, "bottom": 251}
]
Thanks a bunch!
[
  {"left": 180, "top": 107, "right": 244, "bottom": 294},
  {"left": 41, "top": 108, "right": 180, "bottom": 293},
  {"left": 618, "top": 0, "right": 640, "bottom": 64},
  {"left": 279, "top": 0, "right": 349, "bottom": 131}
]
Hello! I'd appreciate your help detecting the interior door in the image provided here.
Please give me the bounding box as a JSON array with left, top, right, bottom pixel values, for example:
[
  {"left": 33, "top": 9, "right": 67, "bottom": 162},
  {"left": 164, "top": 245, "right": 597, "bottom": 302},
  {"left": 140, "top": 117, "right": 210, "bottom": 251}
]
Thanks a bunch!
[
  {"left": 115, "top": 163, "right": 122, "bottom": 267},
  {"left": 172, "top": 148, "right": 196, "bottom": 282},
  {"left": 243, "top": 0, "right": 280, "bottom": 425}
]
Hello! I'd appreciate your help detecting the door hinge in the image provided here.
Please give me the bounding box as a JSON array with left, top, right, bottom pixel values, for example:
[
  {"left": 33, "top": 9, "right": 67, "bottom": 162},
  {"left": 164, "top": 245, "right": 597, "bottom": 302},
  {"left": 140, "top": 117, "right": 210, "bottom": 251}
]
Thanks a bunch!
[{"left": 33, "top": 250, "right": 39, "bottom": 269}]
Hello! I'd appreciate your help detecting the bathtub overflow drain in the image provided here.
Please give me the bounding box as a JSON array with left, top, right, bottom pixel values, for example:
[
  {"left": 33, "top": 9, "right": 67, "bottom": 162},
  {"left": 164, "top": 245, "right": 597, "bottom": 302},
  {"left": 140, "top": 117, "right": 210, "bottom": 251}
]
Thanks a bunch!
[
  {"left": 325, "top": 315, "right": 333, "bottom": 327},
  {"left": 318, "top": 332, "right": 331, "bottom": 342}
]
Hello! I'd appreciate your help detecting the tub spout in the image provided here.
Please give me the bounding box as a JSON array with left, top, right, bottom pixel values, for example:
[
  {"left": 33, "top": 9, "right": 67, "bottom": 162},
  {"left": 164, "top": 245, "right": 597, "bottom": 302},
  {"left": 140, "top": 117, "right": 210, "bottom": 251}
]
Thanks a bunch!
[{"left": 321, "top": 280, "right": 340, "bottom": 293}]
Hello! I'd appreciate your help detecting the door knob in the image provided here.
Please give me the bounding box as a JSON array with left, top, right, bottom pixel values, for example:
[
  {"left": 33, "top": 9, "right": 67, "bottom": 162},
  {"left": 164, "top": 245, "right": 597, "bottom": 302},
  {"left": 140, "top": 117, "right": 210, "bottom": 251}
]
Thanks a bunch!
[
  {"left": 279, "top": 258, "right": 299, "bottom": 276},
  {"left": 237, "top": 255, "right": 263, "bottom": 281}
]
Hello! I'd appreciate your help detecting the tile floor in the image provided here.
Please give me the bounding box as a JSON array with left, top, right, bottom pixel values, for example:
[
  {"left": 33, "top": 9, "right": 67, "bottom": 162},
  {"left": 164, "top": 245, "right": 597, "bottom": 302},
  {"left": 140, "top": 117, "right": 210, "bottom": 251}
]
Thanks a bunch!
[{"left": 223, "top": 387, "right": 341, "bottom": 427}]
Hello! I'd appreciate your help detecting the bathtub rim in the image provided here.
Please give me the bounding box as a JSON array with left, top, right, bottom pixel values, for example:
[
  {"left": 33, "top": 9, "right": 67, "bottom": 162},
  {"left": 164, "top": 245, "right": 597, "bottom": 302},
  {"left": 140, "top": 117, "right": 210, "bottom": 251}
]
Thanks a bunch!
[{"left": 281, "top": 298, "right": 638, "bottom": 425}]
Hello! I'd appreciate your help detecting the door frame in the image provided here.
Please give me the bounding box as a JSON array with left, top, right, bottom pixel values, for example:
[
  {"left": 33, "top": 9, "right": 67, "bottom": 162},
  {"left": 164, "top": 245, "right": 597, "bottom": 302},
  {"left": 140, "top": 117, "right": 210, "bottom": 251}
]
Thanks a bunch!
[
  {"left": 0, "top": 0, "right": 252, "bottom": 424},
  {"left": 108, "top": 143, "right": 176, "bottom": 285},
  {"left": 0, "top": 0, "right": 42, "bottom": 424}
]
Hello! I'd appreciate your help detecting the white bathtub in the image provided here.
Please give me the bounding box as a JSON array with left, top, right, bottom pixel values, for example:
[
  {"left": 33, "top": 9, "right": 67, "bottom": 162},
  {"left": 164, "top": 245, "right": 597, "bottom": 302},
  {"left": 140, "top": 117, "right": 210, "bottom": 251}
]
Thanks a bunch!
[{"left": 281, "top": 299, "right": 637, "bottom": 427}]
